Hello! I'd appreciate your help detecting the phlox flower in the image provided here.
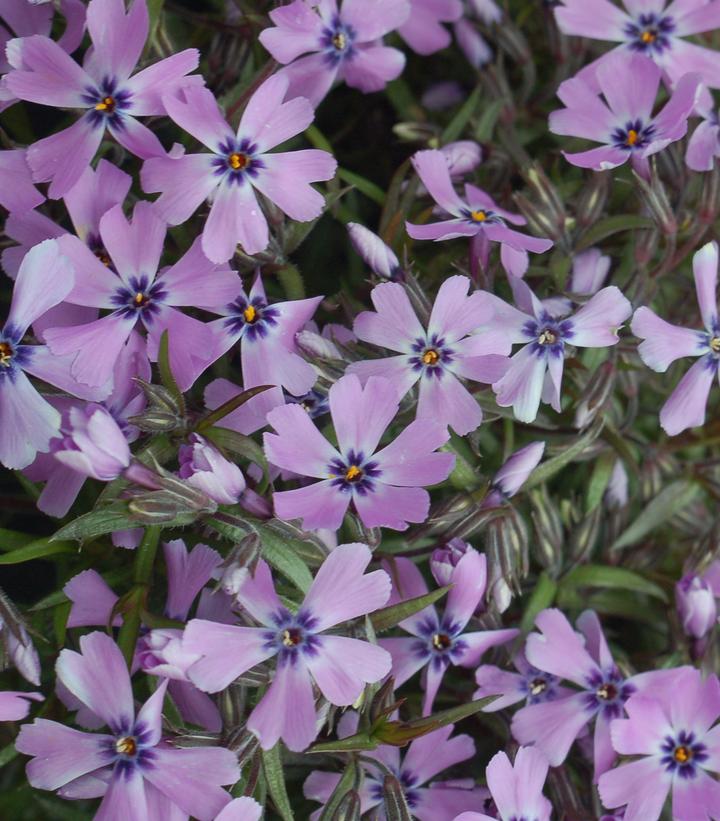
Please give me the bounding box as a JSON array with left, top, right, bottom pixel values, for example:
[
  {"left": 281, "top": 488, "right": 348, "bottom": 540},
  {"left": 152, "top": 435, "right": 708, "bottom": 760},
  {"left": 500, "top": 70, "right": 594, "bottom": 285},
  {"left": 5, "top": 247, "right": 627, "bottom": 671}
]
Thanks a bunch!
[
  {"left": 0, "top": 149, "right": 44, "bottom": 213},
  {"left": 676, "top": 570, "right": 718, "bottom": 640},
  {"left": 481, "top": 440, "right": 546, "bottom": 508},
  {"left": 258, "top": 0, "right": 409, "bottom": 107},
  {"left": 4, "top": 0, "right": 200, "bottom": 197},
  {"left": 0, "top": 595, "right": 41, "bottom": 686},
  {"left": 142, "top": 74, "right": 337, "bottom": 263},
  {"left": 0, "top": 690, "right": 43, "bottom": 721},
  {"left": 406, "top": 149, "right": 553, "bottom": 278},
  {"left": 487, "top": 277, "right": 631, "bottom": 423},
  {"left": 43, "top": 200, "right": 240, "bottom": 391},
  {"left": 475, "top": 649, "right": 570, "bottom": 712},
  {"left": 264, "top": 373, "right": 455, "bottom": 531},
  {"left": 454, "top": 746, "right": 552, "bottom": 821},
  {"left": 398, "top": 0, "right": 463, "bottom": 56},
  {"left": 380, "top": 549, "right": 518, "bottom": 715},
  {"left": 178, "top": 434, "right": 246, "bottom": 506},
  {"left": 553, "top": 0, "right": 720, "bottom": 90},
  {"left": 687, "top": 86, "right": 720, "bottom": 171},
  {"left": 215, "top": 798, "right": 262, "bottom": 821},
  {"left": 183, "top": 543, "right": 392, "bottom": 752},
  {"left": 0, "top": 239, "right": 107, "bottom": 469},
  {"left": 305, "top": 717, "right": 483, "bottom": 820},
  {"left": 549, "top": 50, "right": 700, "bottom": 179},
  {"left": 347, "top": 222, "right": 402, "bottom": 280},
  {"left": 15, "top": 631, "right": 239, "bottom": 819},
  {"left": 632, "top": 241, "right": 720, "bottom": 435},
  {"left": 349, "top": 275, "right": 510, "bottom": 435},
  {"left": 599, "top": 667, "right": 720, "bottom": 821},
  {"left": 512, "top": 608, "right": 690, "bottom": 780}
]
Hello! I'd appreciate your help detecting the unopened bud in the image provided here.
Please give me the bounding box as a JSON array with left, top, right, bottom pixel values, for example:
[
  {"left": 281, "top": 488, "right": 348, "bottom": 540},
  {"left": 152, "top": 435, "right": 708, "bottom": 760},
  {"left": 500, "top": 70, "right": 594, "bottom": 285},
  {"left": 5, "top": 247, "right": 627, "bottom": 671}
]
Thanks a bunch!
[
  {"left": 485, "top": 510, "right": 529, "bottom": 609},
  {"left": 513, "top": 192, "right": 560, "bottom": 242},
  {"left": 332, "top": 791, "right": 362, "bottom": 821},
  {"left": 218, "top": 535, "right": 261, "bottom": 596},
  {"left": 430, "top": 538, "right": 472, "bottom": 586},
  {"left": 135, "top": 379, "right": 183, "bottom": 415},
  {"left": 383, "top": 774, "right": 413, "bottom": 821},
  {"left": 569, "top": 505, "right": 601, "bottom": 564},
  {"left": 529, "top": 486, "right": 564, "bottom": 575},
  {"left": 633, "top": 167, "right": 677, "bottom": 235},
  {"left": 129, "top": 410, "right": 183, "bottom": 433},
  {"left": 574, "top": 360, "right": 616, "bottom": 429},
  {"left": 369, "top": 677, "right": 403, "bottom": 724},
  {"left": 700, "top": 164, "right": 720, "bottom": 224},
  {"left": 454, "top": 19, "right": 492, "bottom": 69},
  {"left": 128, "top": 491, "right": 215, "bottom": 524},
  {"left": 576, "top": 171, "right": 611, "bottom": 229}
]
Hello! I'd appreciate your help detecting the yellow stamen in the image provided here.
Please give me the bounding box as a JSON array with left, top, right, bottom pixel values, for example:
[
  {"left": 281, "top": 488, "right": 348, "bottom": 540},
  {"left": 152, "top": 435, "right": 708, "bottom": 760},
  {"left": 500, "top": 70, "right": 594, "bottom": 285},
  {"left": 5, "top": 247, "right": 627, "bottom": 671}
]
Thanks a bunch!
[
  {"left": 711, "top": 337, "right": 720, "bottom": 353},
  {"left": 596, "top": 683, "right": 617, "bottom": 701},
  {"left": 243, "top": 305, "right": 257, "bottom": 323},
  {"left": 470, "top": 209, "right": 487, "bottom": 222},
  {"left": 95, "top": 96, "right": 115, "bottom": 112},
  {"left": 641, "top": 29, "right": 656, "bottom": 44},
  {"left": 674, "top": 745, "right": 692, "bottom": 764},
  {"left": 0, "top": 341, "right": 12, "bottom": 367},
  {"left": 134, "top": 293, "right": 146, "bottom": 306},
  {"left": 530, "top": 678, "right": 547, "bottom": 696},
  {"left": 282, "top": 628, "right": 301, "bottom": 647},
  {"left": 431, "top": 633, "right": 451, "bottom": 651},
  {"left": 332, "top": 32, "right": 347, "bottom": 50},
  {"left": 422, "top": 349, "right": 439, "bottom": 366},
  {"left": 626, "top": 129, "right": 639, "bottom": 147},
  {"left": 345, "top": 465, "right": 362, "bottom": 482},
  {"left": 538, "top": 329, "right": 557, "bottom": 345},
  {"left": 115, "top": 736, "right": 137, "bottom": 756},
  {"left": 228, "top": 152, "right": 249, "bottom": 171}
]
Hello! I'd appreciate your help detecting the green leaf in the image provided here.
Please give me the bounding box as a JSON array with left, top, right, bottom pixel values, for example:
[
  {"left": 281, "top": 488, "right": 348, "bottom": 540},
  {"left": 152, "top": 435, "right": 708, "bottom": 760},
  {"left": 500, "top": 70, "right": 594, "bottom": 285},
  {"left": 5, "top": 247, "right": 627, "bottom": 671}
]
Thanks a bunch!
[
  {"left": 520, "top": 572, "right": 557, "bottom": 633},
  {"left": 558, "top": 564, "right": 667, "bottom": 603},
  {"left": 576, "top": 215, "right": 654, "bottom": 249},
  {"left": 609, "top": 479, "right": 701, "bottom": 553},
  {"left": 309, "top": 732, "right": 379, "bottom": 754},
  {"left": 51, "top": 503, "right": 194, "bottom": 542},
  {"left": 441, "top": 85, "right": 482, "bottom": 144},
  {"left": 372, "top": 697, "right": 498, "bottom": 746},
  {"left": 0, "top": 528, "right": 35, "bottom": 552},
  {"left": 0, "top": 538, "right": 76, "bottom": 565},
  {"left": 262, "top": 744, "right": 294, "bottom": 821},
  {"left": 0, "top": 743, "right": 17, "bottom": 768},
  {"left": 369, "top": 586, "right": 451, "bottom": 633},
  {"left": 474, "top": 99, "right": 505, "bottom": 143},
  {"left": 524, "top": 424, "right": 603, "bottom": 490},
  {"left": 318, "top": 760, "right": 359, "bottom": 821},
  {"left": 207, "top": 515, "right": 314, "bottom": 593},
  {"left": 277, "top": 263, "right": 306, "bottom": 300},
  {"left": 337, "top": 169, "right": 386, "bottom": 206},
  {"left": 196, "top": 385, "right": 274, "bottom": 432},
  {"left": 585, "top": 451, "right": 616, "bottom": 514},
  {"left": 157, "top": 330, "right": 185, "bottom": 416}
]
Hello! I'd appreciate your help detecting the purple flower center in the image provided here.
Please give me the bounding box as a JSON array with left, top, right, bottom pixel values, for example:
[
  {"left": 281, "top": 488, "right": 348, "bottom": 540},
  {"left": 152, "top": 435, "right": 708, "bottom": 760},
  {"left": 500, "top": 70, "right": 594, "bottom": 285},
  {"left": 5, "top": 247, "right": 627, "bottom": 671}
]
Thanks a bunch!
[
  {"left": 266, "top": 609, "right": 321, "bottom": 662},
  {"left": 625, "top": 13, "right": 675, "bottom": 54},
  {"left": 0, "top": 326, "right": 31, "bottom": 381},
  {"left": 661, "top": 730, "right": 708, "bottom": 778},
  {"left": 611, "top": 119, "right": 656, "bottom": 151},
  {"left": 410, "top": 334, "right": 454, "bottom": 378},
  {"left": 329, "top": 450, "right": 381, "bottom": 494},
  {"left": 82, "top": 77, "right": 132, "bottom": 128},
  {"left": 111, "top": 275, "right": 167, "bottom": 323},
  {"left": 524, "top": 314, "right": 574, "bottom": 356},
  {"left": 103, "top": 719, "right": 157, "bottom": 775},
  {"left": 321, "top": 17, "right": 356, "bottom": 64},
  {"left": 288, "top": 389, "right": 329, "bottom": 419},
  {"left": 584, "top": 669, "right": 634, "bottom": 717},
  {"left": 225, "top": 296, "right": 279, "bottom": 341},
  {"left": 213, "top": 138, "right": 265, "bottom": 184},
  {"left": 462, "top": 207, "right": 504, "bottom": 227},
  {"left": 413, "top": 616, "right": 468, "bottom": 670},
  {"left": 522, "top": 668, "right": 562, "bottom": 704}
]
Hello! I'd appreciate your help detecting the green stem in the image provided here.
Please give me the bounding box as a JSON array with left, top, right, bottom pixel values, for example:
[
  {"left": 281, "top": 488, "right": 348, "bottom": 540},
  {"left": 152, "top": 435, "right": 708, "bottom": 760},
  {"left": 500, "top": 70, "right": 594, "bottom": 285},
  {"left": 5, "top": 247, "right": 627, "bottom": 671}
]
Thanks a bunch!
[{"left": 117, "top": 526, "right": 162, "bottom": 668}]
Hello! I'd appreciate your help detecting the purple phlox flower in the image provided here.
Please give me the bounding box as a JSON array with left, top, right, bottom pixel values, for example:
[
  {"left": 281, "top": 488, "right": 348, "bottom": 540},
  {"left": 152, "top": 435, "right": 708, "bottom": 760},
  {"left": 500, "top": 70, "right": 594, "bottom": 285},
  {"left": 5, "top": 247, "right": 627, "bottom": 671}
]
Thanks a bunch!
[
  {"left": 4, "top": 0, "right": 201, "bottom": 198},
  {"left": 0, "top": 0, "right": 84, "bottom": 90},
  {"left": 208, "top": 272, "right": 322, "bottom": 397},
  {"left": 380, "top": 550, "right": 519, "bottom": 715},
  {"left": 0, "top": 690, "right": 43, "bottom": 721},
  {"left": 264, "top": 373, "right": 455, "bottom": 531},
  {"left": 214, "top": 797, "right": 262, "bottom": 821},
  {"left": 406, "top": 149, "right": 553, "bottom": 278},
  {"left": 571, "top": 247, "right": 612, "bottom": 296},
  {"left": 0, "top": 149, "right": 44, "bottom": 212},
  {"left": 141, "top": 74, "right": 337, "bottom": 263},
  {"left": 481, "top": 441, "right": 546, "bottom": 508},
  {"left": 687, "top": 85, "right": 720, "bottom": 171},
  {"left": 0, "top": 596, "right": 41, "bottom": 685},
  {"left": 0, "top": 239, "right": 112, "bottom": 470},
  {"left": 441, "top": 139, "right": 484, "bottom": 177},
  {"left": 258, "top": 0, "right": 409, "bottom": 107},
  {"left": 23, "top": 332, "right": 149, "bottom": 518},
  {"left": 398, "top": 0, "right": 463, "bottom": 55},
  {"left": 632, "top": 240, "right": 720, "bottom": 435},
  {"left": 599, "top": 667, "right": 720, "bottom": 821},
  {"left": 475, "top": 648, "right": 571, "bottom": 712},
  {"left": 3, "top": 158, "right": 132, "bottom": 278},
  {"left": 349, "top": 276, "right": 510, "bottom": 436},
  {"left": 549, "top": 50, "right": 700, "bottom": 179},
  {"left": 204, "top": 378, "right": 285, "bottom": 436},
  {"left": 305, "top": 717, "right": 483, "bottom": 821},
  {"left": 348, "top": 222, "right": 402, "bottom": 280},
  {"left": 488, "top": 276, "right": 631, "bottom": 423},
  {"left": 467, "top": 0, "right": 502, "bottom": 24},
  {"left": 64, "top": 540, "right": 228, "bottom": 732},
  {"left": 676, "top": 570, "right": 718, "bottom": 640},
  {"left": 554, "top": 0, "right": 720, "bottom": 90},
  {"left": 431, "top": 538, "right": 472, "bottom": 587},
  {"left": 178, "top": 433, "right": 246, "bottom": 505},
  {"left": 183, "top": 543, "right": 392, "bottom": 752},
  {"left": 16, "top": 632, "right": 239, "bottom": 817},
  {"left": 453, "top": 17, "right": 493, "bottom": 68},
  {"left": 454, "top": 746, "right": 552, "bottom": 821},
  {"left": 512, "top": 608, "right": 691, "bottom": 781},
  {"left": 43, "top": 200, "right": 240, "bottom": 391}
]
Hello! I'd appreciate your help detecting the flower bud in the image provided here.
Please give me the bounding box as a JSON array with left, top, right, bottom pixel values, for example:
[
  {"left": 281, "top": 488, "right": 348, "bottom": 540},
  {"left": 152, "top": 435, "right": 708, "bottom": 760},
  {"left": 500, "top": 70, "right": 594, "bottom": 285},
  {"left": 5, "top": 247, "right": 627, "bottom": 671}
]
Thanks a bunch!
[
  {"left": 53, "top": 404, "right": 130, "bottom": 481},
  {"left": 576, "top": 171, "right": 610, "bottom": 229},
  {"left": 676, "top": 574, "right": 718, "bottom": 639},
  {"left": 485, "top": 510, "right": 529, "bottom": 611},
  {"left": 347, "top": 223, "right": 402, "bottom": 280},
  {"left": 570, "top": 248, "right": 610, "bottom": 296},
  {"left": 442, "top": 141, "right": 483, "bottom": 176},
  {"left": 332, "top": 791, "right": 362, "bottom": 821},
  {"left": 529, "top": 485, "right": 564, "bottom": 574},
  {"left": 178, "top": 434, "right": 245, "bottom": 505},
  {"left": 137, "top": 629, "right": 198, "bottom": 680},
  {"left": 633, "top": 167, "right": 677, "bottom": 235},
  {"left": 218, "top": 535, "right": 261, "bottom": 597},
  {"left": 569, "top": 506, "right": 601, "bottom": 565},
  {"left": 454, "top": 19, "right": 492, "bottom": 69},
  {"left": 483, "top": 442, "right": 545, "bottom": 507},
  {"left": 430, "top": 538, "right": 472, "bottom": 586},
  {"left": 468, "top": 0, "right": 502, "bottom": 24},
  {"left": 574, "top": 360, "right": 616, "bottom": 429}
]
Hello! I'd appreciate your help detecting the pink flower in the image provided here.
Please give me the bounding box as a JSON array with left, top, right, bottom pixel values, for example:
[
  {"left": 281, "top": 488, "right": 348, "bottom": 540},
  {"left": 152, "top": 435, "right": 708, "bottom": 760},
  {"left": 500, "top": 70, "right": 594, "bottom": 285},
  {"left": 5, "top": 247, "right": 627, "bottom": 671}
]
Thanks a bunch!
[
  {"left": 0, "top": 690, "right": 43, "bottom": 721},
  {"left": 178, "top": 434, "right": 246, "bottom": 505},
  {"left": 183, "top": 543, "right": 392, "bottom": 752},
  {"left": 141, "top": 75, "right": 336, "bottom": 263},
  {"left": 398, "top": 0, "right": 463, "bottom": 56},
  {"left": 51, "top": 404, "right": 131, "bottom": 481},
  {"left": 264, "top": 373, "right": 455, "bottom": 531}
]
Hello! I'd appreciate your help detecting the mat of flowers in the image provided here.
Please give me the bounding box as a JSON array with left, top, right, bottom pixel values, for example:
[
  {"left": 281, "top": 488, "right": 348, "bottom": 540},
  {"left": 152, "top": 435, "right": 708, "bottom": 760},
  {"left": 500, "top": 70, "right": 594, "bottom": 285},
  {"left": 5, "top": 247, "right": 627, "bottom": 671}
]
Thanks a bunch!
[{"left": 1, "top": 0, "right": 720, "bottom": 819}]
